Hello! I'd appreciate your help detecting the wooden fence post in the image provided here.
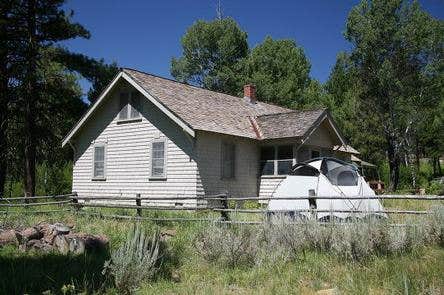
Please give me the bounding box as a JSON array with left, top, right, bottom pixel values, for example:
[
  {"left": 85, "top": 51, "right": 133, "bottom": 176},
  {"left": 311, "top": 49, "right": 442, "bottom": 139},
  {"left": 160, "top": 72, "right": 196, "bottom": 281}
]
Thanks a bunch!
[
  {"left": 136, "top": 193, "right": 142, "bottom": 217},
  {"left": 308, "top": 189, "right": 317, "bottom": 220},
  {"left": 220, "top": 192, "right": 229, "bottom": 221},
  {"left": 72, "top": 192, "right": 80, "bottom": 212}
]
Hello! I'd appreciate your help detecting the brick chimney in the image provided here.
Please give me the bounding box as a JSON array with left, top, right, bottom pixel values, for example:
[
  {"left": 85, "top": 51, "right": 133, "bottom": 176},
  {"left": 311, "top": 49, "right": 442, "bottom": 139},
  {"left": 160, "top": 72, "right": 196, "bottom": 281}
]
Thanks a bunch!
[{"left": 244, "top": 84, "right": 257, "bottom": 104}]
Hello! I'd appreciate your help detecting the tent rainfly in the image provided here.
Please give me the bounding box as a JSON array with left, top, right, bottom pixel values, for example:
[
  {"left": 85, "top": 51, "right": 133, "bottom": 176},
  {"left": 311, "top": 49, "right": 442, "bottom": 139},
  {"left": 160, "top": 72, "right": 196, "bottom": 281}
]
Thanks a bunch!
[{"left": 267, "top": 157, "right": 386, "bottom": 221}]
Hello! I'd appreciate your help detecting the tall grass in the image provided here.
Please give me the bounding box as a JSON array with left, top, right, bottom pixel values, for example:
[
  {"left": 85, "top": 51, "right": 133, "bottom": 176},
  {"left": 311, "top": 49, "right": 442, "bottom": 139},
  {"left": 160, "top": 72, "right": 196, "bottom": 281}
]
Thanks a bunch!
[
  {"left": 195, "top": 207, "right": 444, "bottom": 266},
  {"left": 1, "top": 206, "right": 443, "bottom": 294}
]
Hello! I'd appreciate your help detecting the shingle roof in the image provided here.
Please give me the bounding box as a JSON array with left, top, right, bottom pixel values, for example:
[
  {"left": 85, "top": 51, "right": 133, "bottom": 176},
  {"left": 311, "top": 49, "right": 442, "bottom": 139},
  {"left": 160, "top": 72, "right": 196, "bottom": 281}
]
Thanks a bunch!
[
  {"left": 123, "top": 68, "right": 292, "bottom": 139},
  {"left": 255, "top": 109, "right": 326, "bottom": 139},
  {"left": 333, "top": 145, "right": 360, "bottom": 155}
]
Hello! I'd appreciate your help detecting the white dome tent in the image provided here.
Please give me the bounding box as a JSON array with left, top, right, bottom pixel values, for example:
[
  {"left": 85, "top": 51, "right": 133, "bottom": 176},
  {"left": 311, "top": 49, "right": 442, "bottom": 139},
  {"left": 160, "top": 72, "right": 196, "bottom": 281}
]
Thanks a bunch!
[{"left": 267, "top": 157, "right": 386, "bottom": 221}]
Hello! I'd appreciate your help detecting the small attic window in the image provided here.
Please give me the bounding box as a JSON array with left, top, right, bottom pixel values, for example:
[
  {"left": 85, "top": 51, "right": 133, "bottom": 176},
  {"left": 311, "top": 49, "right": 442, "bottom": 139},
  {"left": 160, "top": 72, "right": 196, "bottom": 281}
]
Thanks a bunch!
[{"left": 119, "top": 91, "right": 141, "bottom": 121}]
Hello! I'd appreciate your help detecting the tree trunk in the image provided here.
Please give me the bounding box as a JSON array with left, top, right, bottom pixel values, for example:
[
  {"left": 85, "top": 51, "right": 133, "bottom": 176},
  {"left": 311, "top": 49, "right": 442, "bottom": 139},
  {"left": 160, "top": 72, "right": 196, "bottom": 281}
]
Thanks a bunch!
[
  {"left": 0, "top": 96, "right": 7, "bottom": 198},
  {"left": 387, "top": 138, "right": 400, "bottom": 191},
  {"left": 438, "top": 157, "right": 442, "bottom": 176},
  {"left": 0, "top": 7, "right": 9, "bottom": 198},
  {"left": 23, "top": 0, "right": 37, "bottom": 199},
  {"left": 0, "top": 117, "right": 7, "bottom": 198}
]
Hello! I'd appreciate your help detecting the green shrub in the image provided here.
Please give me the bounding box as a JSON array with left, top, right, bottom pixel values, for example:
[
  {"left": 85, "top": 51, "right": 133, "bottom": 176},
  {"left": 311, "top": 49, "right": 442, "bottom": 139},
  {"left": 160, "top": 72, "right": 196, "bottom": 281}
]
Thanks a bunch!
[
  {"left": 103, "top": 224, "right": 162, "bottom": 294},
  {"left": 195, "top": 225, "right": 258, "bottom": 268},
  {"left": 426, "top": 181, "right": 444, "bottom": 195}
]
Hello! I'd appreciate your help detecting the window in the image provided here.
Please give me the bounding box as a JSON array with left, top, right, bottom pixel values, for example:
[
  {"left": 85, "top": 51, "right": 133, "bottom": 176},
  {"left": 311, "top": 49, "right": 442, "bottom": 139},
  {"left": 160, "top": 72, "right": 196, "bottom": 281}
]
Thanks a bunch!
[
  {"left": 260, "top": 145, "right": 293, "bottom": 176},
  {"left": 151, "top": 140, "right": 166, "bottom": 178},
  {"left": 93, "top": 144, "right": 106, "bottom": 179},
  {"left": 119, "top": 91, "right": 141, "bottom": 120},
  {"left": 310, "top": 149, "right": 320, "bottom": 159},
  {"left": 260, "top": 146, "right": 274, "bottom": 175},
  {"left": 221, "top": 142, "right": 235, "bottom": 179},
  {"left": 277, "top": 145, "right": 293, "bottom": 175}
]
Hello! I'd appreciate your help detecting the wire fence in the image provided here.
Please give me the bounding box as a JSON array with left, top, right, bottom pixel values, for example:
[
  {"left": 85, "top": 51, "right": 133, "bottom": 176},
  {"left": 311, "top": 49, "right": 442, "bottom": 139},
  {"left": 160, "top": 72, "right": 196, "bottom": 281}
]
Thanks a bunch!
[{"left": 0, "top": 192, "right": 443, "bottom": 224}]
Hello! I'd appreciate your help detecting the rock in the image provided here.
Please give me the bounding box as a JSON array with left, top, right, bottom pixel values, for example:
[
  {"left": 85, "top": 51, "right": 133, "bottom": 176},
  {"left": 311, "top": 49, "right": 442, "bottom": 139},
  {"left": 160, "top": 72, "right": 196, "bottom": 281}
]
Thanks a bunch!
[
  {"left": 69, "top": 237, "right": 85, "bottom": 255},
  {"left": 54, "top": 235, "right": 69, "bottom": 254},
  {"left": 27, "top": 239, "right": 54, "bottom": 252},
  {"left": 0, "top": 229, "right": 21, "bottom": 246},
  {"left": 171, "top": 270, "right": 181, "bottom": 283},
  {"left": 161, "top": 229, "right": 176, "bottom": 241},
  {"left": 316, "top": 288, "right": 339, "bottom": 295},
  {"left": 37, "top": 222, "right": 57, "bottom": 244},
  {"left": 54, "top": 223, "right": 70, "bottom": 235},
  {"left": 65, "top": 233, "right": 109, "bottom": 251},
  {"left": 36, "top": 222, "right": 53, "bottom": 236},
  {"left": 20, "top": 227, "right": 42, "bottom": 241},
  {"left": 2, "top": 222, "right": 109, "bottom": 254}
]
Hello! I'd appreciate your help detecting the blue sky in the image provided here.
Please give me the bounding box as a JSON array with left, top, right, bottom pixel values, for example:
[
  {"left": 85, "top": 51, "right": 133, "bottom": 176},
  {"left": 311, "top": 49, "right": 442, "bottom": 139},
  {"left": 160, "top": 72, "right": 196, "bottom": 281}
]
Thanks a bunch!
[{"left": 63, "top": 0, "right": 444, "bottom": 97}]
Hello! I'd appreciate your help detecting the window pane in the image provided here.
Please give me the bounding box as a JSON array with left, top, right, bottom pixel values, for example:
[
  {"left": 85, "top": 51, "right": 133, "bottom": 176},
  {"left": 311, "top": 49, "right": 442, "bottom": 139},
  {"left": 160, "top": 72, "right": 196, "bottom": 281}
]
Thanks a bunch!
[
  {"left": 130, "top": 92, "right": 141, "bottom": 118},
  {"left": 93, "top": 146, "right": 105, "bottom": 178},
  {"left": 152, "top": 158, "right": 164, "bottom": 167},
  {"left": 119, "top": 93, "right": 129, "bottom": 120},
  {"left": 260, "top": 161, "right": 274, "bottom": 175},
  {"left": 260, "top": 146, "right": 275, "bottom": 160},
  {"left": 151, "top": 141, "right": 165, "bottom": 177},
  {"left": 152, "top": 141, "right": 164, "bottom": 151},
  {"left": 94, "top": 162, "right": 104, "bottom": 178},
  {"left": 278, "top": 145, "right": 293, "bottom": 159},
  {"left": 152, "top": 167, "right": 164, "bottom": 176},
  {"left": 153, "top": 150, "right": 164, "bottom": 158},
  {"left": 94, "top": 146, "right": 104, "bottom": 161},
  {"left": 277, "top": 160, "right": 293, "bottom": 175}
]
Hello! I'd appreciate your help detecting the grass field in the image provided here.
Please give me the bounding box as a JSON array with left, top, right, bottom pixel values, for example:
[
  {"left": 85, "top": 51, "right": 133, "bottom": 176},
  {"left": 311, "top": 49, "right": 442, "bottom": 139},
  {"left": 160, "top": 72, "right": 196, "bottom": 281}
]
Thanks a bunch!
[{"left": 0, "top": 200, "right": 443, "bottom": 294}]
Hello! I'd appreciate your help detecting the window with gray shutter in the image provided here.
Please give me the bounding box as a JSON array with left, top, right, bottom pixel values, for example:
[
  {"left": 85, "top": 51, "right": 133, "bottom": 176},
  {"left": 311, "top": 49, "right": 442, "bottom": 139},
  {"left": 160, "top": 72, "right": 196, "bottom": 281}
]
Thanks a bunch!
[
  {"left": 222, "top": 142, "right": 235, "bottom": 179},
  {"left": 151, "top": 140, "right": 166, "bottom": 178},
  {"left": 93, "top": 145, "right": 105, "bottom": 179}
]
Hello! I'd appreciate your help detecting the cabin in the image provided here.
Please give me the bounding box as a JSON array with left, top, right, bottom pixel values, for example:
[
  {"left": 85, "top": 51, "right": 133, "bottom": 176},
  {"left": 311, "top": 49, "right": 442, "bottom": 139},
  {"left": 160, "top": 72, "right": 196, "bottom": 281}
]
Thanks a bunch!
[{"left": 62, "top": 68, "right": 358, "bottom": 206}]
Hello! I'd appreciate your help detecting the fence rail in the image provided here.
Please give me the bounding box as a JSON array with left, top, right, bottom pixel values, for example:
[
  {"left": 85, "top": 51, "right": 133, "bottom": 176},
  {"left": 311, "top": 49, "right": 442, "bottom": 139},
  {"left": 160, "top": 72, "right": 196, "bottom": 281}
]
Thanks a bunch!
[
  {"left": 69, "top": 195, "right": 444, "bottom": 201},
  {"left": 0, "top": 192, "right": 442, "bottom": 224},
  {"left": 0, "top": 193, "right": 76, "bottom": 202}
]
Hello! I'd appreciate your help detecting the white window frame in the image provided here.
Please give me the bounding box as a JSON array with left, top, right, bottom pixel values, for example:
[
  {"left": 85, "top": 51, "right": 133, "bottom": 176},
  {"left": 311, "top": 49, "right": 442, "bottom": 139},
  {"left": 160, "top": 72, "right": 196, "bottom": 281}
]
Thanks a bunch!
[
  {"left": 221, "top": 141, "right": 236, "bottom": 180},
  {"left": 118, "top": 91, "right": 142, "bottom": 122},
  {"left": 150, "top": 139, "right": 167, "bottom": 179},
  {"left": 92, "top": 143, "right": 106, "bottom": 180},
  {"left": 260, "top": 145, "right": 294, "bottom": 177}
]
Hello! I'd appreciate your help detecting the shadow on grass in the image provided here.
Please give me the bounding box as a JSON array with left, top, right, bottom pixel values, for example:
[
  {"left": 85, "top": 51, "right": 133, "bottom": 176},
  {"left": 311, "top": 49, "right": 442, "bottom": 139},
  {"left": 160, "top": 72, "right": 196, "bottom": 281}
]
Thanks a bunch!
[{"left": 0, "top": 246, "right": 110, "bottom": 294}]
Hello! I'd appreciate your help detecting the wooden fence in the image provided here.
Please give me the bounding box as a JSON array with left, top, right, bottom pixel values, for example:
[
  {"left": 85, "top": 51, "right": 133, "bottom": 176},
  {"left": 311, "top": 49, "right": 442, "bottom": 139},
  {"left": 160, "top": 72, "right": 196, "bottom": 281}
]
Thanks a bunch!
[{"left": 0, "top": 192, "right": 443, "bottom": 224}]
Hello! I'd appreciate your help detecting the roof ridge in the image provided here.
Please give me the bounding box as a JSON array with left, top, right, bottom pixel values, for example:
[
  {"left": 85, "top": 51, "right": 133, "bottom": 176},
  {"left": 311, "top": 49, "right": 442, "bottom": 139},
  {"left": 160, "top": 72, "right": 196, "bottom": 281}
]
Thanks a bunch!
[
  {"left": 256, "top": 108, "right": 326, "bottom": 118},
  {"left": 122, "top": 67, "right": 292, "bottom": 111}
]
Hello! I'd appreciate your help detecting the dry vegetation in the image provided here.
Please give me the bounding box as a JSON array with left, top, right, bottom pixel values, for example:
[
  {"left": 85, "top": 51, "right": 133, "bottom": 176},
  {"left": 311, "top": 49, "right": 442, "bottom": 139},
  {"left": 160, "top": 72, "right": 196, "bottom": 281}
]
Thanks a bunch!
[{"left": 0, "top": 202, "right": 443, "bottom": 294}]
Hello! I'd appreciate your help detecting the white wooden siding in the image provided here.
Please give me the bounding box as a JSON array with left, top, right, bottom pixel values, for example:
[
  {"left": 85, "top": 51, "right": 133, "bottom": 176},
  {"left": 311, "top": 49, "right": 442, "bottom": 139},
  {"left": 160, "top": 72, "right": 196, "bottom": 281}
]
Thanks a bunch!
[
  {"left": 72, "top": 80, "right": 198, "bottom": 206},
  {"left": 258, "top": 176, "right": 285, "bottom": 199},
  {"left": 195, "top": 131, "right": 259, "bottom": 198}
]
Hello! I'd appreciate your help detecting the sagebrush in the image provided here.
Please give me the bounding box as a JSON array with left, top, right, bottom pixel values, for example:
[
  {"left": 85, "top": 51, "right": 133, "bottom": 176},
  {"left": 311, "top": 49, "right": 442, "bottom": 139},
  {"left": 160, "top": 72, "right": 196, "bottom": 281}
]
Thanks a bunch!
[
  {"left": 196, "top": 206, "right": 444, "bottom": 266},
  {"left": 103, "top": 224, "right": 162, "bottom": 294}
]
